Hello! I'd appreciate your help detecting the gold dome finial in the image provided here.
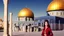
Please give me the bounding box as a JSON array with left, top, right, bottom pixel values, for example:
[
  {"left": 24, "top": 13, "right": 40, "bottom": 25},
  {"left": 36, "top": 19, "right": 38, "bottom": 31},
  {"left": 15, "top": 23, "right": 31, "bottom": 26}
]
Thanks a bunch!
[
  {"left": 47, "top": 0, "right": 64, "bottom": 12},
  {"left": 18, "top": 8, "right": 34, "bottom": 18}
]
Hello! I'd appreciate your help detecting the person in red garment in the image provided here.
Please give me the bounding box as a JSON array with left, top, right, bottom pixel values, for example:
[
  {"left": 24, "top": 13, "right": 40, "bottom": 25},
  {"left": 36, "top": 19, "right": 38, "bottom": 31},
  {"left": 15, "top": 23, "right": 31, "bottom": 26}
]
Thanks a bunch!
[{"left": 41, "top": 20, "right": 53, "bottom": 36}]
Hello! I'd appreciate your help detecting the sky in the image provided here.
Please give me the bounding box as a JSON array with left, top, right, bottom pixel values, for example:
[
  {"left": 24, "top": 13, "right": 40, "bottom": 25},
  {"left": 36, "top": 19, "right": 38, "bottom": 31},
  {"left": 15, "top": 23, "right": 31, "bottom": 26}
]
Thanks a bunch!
[{"left": 0, "top": 0, "right": 52, "bottom": 21}]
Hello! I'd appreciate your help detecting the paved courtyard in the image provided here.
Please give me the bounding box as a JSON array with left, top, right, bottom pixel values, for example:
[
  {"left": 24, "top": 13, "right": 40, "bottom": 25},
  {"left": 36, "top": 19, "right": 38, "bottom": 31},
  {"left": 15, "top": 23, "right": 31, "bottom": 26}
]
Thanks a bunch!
[{"left": 0, "top": 30, "right": 64, "bottom": 36}]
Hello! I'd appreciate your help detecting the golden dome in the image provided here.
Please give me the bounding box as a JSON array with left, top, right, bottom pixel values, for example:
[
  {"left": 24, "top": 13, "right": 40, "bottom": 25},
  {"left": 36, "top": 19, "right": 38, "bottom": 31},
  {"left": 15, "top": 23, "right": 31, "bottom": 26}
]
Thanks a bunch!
[
  {"left": 47, "top": 0, "right": 64, "bottom": 12},
  {"left": 18, "top": 8, "right": 34, "bottom": 18}
]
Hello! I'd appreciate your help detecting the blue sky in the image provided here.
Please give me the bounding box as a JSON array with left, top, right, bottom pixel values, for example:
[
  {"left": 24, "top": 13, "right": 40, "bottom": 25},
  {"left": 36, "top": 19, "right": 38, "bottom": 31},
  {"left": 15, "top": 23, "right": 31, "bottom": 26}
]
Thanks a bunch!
[{"left": 0, "top": 0, "right": 52, "bottom": 21}]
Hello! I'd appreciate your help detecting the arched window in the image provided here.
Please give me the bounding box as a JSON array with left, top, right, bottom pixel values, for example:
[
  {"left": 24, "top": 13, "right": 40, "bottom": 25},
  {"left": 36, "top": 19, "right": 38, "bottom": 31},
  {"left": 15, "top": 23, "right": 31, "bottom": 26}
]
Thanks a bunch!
[
  {"left": 56, "top": 12, "right": 58, "bottom": 15},
  {"left": 38, "top": 23, "right": 41, "bottom": 26},
  {"left": 61, "top": 12, "right": 62, "bottom": 15},
  {"left": 52, "top": 12, "right": 53, "bottom": 15},
  {"left": 50, "top": 12, "right": 51, "bottom": 15},
  {"left": 62, "top": 12, "right": 64, "bottom": 16},
  {"left": 63, "top": 12, "right": 64, "bottom": 16},
  {"left": 58, "top": 12, "right": 60, "bottom": 16}
]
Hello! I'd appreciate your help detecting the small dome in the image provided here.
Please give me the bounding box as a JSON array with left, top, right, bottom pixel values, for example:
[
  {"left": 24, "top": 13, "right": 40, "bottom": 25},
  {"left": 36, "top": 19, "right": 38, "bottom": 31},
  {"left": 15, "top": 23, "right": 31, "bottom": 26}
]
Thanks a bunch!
[
  {"left": 47, "top": 0, "right": 64, "bottom": 12},
  {"left": 18, "top": 8, "right": 34, "bottom": 18}
]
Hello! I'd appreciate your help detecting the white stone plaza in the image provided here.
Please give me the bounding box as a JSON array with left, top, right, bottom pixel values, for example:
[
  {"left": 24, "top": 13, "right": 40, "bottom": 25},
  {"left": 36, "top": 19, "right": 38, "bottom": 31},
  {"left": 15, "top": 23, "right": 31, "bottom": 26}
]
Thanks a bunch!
[{"left": 0, "top": 30, "right": 64, "bottom": 36}]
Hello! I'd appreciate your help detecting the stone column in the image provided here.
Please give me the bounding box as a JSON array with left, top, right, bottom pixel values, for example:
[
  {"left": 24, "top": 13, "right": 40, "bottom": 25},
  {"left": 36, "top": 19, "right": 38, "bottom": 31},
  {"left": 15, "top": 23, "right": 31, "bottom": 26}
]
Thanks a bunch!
[
  {"left": 59, "top": 20, "right": 60, "bottom": 30},
  {"left": 9, "top": 13, "right": 13, "bottom": 36},
  {"left": 3, "top": 0, "right": 9, "bottom": 36},
  {"left": 36, "top": 28, "right": 38, "bottom": 32},
  {"left": 34, "top": 27, "right": 35, "bottom": 32},
  {"left": 30, "top": 27, "right": 32, "bottom": 32},
  {"left": 13, "top": 24, "right": 14, "bottom": 32},
  {"left": 51, "top": 23, "right": 52, "bottom": 30},
  {"left": 54, "top": 22, "right": 56, "bottom": 30},
  {"left": 28, "top": 26, "right": 30, "bottom": 32},
  {"left": 23, "top": 26, "right": 26, "bottom": 32}
]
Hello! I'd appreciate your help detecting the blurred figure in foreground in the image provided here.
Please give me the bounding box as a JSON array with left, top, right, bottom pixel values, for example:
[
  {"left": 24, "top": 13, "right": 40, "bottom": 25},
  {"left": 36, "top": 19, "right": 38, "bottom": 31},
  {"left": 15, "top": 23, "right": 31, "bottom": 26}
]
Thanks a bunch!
[{"left": 41, "top": 20, "right": 53, "bottom": 36}]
